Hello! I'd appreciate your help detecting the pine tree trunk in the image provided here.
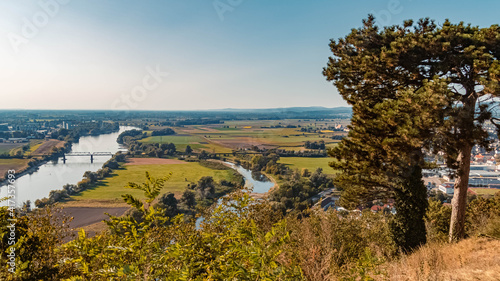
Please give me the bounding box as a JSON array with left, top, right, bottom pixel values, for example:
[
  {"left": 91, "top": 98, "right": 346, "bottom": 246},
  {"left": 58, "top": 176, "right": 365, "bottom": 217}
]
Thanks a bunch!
[
  {"left": 449, "top": 94, "right": 476, "bottom": 242},
  {"left": 449, "top": 143, "right": 472, "bottom": 242}
]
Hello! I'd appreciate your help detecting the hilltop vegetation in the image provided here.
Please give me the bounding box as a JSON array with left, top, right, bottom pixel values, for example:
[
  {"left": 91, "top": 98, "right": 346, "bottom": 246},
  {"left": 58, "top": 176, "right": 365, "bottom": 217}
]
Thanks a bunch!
[{"left": 1, "top": 173, "right": 499, "bottom": 279}]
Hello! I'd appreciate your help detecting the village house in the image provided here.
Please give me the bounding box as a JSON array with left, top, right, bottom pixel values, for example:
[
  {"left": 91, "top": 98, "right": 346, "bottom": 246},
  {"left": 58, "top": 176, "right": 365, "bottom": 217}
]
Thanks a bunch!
[{"left": 438, "top": 183, "right": 455, "bottom": 195}]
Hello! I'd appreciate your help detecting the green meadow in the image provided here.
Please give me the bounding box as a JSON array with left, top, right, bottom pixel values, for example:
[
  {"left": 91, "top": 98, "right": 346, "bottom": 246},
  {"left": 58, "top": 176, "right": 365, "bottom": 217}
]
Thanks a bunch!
[
  {"left": 140, "top": 135, "right": 232, "bottom": 153},
  {"left": 0, "top": 143, "right": 23, "bottom": 154},
  {"left": 278, "top": 157, "right": 337, "bottom": 175},
  {"left": 73, "top": 161, "right": 240, "bottom": 200},
  {"left": 140, "top": 135, "right": 204, "bottom": 145}
]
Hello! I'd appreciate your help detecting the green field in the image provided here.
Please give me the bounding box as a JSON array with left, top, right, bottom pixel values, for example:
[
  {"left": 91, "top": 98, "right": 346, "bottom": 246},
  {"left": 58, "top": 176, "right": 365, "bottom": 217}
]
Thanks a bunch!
[
  {"left": 470, "top": 188, "right": 500, "bottom": 196},
  {"left": 140, "top": 135, "right": 207, "bottom": 151},
  {"left": 28, "top": 140, "right": 44, "bottom": 153},
  {"left": 140, "top": 119, "right": 347, "bottom": 154},
  {"left": 201, "top": 143, "right": 234, "bottom": 153},
  {"left": 2, "top": 140, "right": 46, "bottom": 156},
  {"left": 140, "top": 135, "right": 233, "bottom": 153},
  {"left": 9, "top": 140, "right": 45, "bottom": 156},
  {"left": 220, "top": 119, "right": 350, "bottom": 128},
  {"left": 140, "top": 135, "right": 204, "bottom": 144},
  {"left": 0, "top": 143, "right": 23, "bottom": 154},
  {"left": 278, "top": 157, "right": 337, "bottom": 175},
  {"left": 184, "top": 129, "right": 339, "bottom": 149},
  {"left": 254, "top": 135, "right": 337, "bottom": 146},
  {"left": 73, "top": 161, "right": 240, "bottom": 200}
]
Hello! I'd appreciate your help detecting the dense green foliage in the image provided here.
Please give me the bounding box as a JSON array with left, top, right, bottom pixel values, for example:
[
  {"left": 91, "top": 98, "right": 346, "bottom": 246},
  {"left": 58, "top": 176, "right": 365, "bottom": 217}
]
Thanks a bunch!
[
  {"left": 465, "top": 193, "right": 500, "bottom": 238},
  {"left": 238, "top": 154, "right": 289, "bottom": 175},
  {"left": 150, "top": 128, "right": 175, "bottom": 136},
  {"left": 130, "top": 141, "right": 177, "bottom": 157},
  {"left": 117, "top": 130, "right": 180, "bottom": 157},
  {"left": 269, "top": 168, "right": 333, "bottom": 213},
  {"left": 116, "top": 129, "right": 143, "bottom": 144},
  {"left": 55, "top": 121, "right": 119, "bottom": 143},
  {"left": 304, "top": 140, "right": 325, "bottom": 150},
  {"left": 0, "top": 206, "right": 75, "bottom": 280}
]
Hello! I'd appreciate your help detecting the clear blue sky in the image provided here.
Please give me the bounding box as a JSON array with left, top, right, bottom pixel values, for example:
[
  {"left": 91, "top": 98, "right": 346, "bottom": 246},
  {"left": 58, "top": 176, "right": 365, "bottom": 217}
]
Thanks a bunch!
[{"left": 1, "top": 0, "right": 499, "bottom": 110}]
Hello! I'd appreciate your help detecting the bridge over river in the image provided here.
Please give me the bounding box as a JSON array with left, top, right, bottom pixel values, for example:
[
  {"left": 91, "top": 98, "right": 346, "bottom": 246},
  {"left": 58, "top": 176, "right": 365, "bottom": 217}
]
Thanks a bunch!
[
  {"left": 27, "top": 152, "right": 113, "bottom": 163},
  {"left": 62, "top": 152, "right": 113, "bottom": 163}
]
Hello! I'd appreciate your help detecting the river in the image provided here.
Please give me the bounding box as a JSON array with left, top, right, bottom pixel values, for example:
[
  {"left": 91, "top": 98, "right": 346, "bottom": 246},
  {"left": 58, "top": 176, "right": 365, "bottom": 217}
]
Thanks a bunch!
[
  {"left": 194, "top": 162, "right": 275, "bottom": 228},
  {"left": 224, "top": 162, "right": 274, "bottom": 193},
  {"left": 0, "top": 126, "right": 138, "bottom": 207},
  {"left": 0, "top": 128, "right": 274, "bottom": 208}
]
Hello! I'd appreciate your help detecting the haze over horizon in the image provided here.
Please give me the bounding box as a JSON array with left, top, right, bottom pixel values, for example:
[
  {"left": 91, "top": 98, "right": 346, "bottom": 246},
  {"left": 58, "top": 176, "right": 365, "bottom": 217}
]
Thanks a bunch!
[
  {"left": 0, "top": 105, "right": 352, "bottom": 112},
  {"left": 2, "top": 0, "right": 499, "bottom": 110}
]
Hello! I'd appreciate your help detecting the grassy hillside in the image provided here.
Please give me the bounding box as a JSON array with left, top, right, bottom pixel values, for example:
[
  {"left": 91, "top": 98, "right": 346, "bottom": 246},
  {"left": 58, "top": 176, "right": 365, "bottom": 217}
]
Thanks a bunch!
[{"left": 384, "top": 237, "right": 500, "bottom": 280}]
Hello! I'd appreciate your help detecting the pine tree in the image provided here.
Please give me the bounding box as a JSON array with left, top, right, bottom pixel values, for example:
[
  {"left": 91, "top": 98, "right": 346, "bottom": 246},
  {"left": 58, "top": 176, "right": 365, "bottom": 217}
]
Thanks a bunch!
[
  {"left": 324, "top": 16, "right": 500, "bottom": 243},
  {"left": 328, "top": 81, "right": 446, "bottom": 252}
]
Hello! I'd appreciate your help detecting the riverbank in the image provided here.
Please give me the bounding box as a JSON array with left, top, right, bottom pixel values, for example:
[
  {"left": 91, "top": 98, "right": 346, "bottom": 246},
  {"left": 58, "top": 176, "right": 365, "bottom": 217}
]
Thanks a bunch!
[
  {"left": 0, "top": 159, "right": 42, "bottom": 187},
  {"left": 0, "top": 140, "right": 70, "bottom": 187},
  {"left": 210, "top": 159, "right": 276, "bottom": 198},
  {"left": 262, "top": 171, "right": 279, "bottom": 192},
  {"left": 0, "top": 126, "right": 137, "bottom": 207},
  {"left": 0, "top": 122, "right": 122, "bottom": 184}
]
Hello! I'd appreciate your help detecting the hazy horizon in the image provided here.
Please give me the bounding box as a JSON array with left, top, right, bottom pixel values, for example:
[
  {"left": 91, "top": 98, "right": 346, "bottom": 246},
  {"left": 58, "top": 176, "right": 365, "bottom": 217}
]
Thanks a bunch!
[{"left": 0, "top": 105, "right": 352, "bottom": 112}]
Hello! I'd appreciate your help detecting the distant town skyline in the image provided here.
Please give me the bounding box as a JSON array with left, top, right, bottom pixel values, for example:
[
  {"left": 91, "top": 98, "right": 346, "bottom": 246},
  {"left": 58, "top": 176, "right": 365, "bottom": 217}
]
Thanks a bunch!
[{"left": 1, "top": 0, "right": 500, "bottom": 110}]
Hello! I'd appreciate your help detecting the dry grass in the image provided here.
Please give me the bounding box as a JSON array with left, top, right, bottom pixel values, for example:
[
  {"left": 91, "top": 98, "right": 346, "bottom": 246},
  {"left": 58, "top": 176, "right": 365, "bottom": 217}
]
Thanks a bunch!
[
  {"left": 470, "top": 188, "right": 500, "bottom": 196},
  {"left": 0, "top": 158, "right": 30, "bottom": 179},
  {"left": 32, "top": 139, "right": 65, "bottom": 155},
  {"left": 283, "top": 210, "right": 395, "bottom": 281},
  {"left": 385, "top": 237, "right": 500, "bottom": 281}
]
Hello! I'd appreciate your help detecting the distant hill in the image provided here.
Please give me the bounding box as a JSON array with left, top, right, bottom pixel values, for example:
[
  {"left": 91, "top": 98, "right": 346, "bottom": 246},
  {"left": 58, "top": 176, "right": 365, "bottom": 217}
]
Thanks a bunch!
[
  {"left": 208, "top": 106, "right": 352, "bottom": 114},
  {"left": 199, "top": 106, "right": 352, "bottom": 119}
]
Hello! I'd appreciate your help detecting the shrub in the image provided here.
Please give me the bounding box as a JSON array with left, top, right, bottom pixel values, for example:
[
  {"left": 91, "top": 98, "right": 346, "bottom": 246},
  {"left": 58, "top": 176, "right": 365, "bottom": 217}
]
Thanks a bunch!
[
  {"left": 283, "top": 209, "right": 395, "bottom": 280},
  {"left": 426, "top": 199, "right": 452, "bottom": 242},
  {"left": 466, "top": 192, "right": 500, "bottom": 238},
  {"left": 0, "top": 206, "right": 74, "bottom": 280}
]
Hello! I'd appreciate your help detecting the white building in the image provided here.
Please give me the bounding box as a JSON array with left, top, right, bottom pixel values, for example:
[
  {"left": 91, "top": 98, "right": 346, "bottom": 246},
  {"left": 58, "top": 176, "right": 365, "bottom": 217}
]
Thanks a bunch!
[{"left": 438, "top": 183, "right": 455, "bottom": 195}]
